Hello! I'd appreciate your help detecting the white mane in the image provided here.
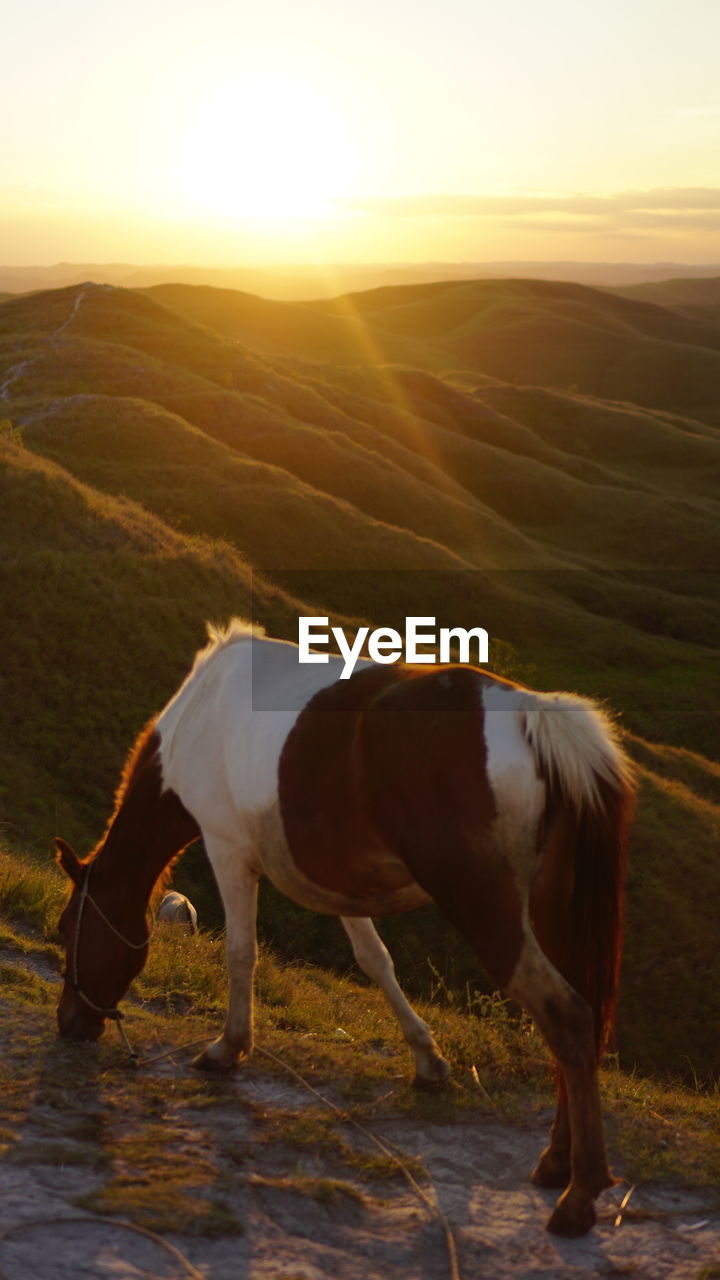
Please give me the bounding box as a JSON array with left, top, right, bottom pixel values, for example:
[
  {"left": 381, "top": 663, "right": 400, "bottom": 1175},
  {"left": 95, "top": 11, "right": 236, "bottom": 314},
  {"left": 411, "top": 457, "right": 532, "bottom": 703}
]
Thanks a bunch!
[
  {"left": 157, "top": 617, "right": 269, "bottom": 760},
  {"left": 206, "top": 617, "right": 266, "bottom": 650},
  {"left": 190, "top": 617, "right": 267, "bottom": 674}
]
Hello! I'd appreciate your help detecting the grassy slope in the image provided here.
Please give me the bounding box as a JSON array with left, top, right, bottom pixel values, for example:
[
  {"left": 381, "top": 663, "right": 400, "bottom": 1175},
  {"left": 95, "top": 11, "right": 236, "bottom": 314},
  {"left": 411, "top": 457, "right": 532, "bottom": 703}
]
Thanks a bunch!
[
  {"left": 610, "top": 275, "right": 720, "bottom": 311},
  {"left": 7, "top": 284, "right": 718, "bottom": 752},
  {"left": 0, "top": 283, "right": 718, "bottom": 1078},
  {"left": 0, "top": 435, "right": 308, "bottom": 848},
  {"left": 144, "top": 277, "right": 720, "bottom": 425},
  {"left": 1, "top": 847, "right": 718, "bottom": 1196}
]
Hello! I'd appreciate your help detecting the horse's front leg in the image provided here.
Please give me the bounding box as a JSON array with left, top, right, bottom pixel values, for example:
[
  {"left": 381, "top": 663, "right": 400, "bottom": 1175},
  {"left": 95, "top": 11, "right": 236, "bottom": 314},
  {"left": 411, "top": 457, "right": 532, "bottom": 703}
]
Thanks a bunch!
[{"left": 193, "top": 841, "right": 259, "bottom": 1072}]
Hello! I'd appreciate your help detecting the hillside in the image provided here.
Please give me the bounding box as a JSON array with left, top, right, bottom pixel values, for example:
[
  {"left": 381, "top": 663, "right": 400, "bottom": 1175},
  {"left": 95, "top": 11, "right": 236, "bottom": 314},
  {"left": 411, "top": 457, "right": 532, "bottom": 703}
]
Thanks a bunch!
[
  {"left": 610, "top": 274, "right": 720, "bottom": 317},
  {"left": 0, "top": 435, "right": 293, "bottom": 846},
  {"left": 0, "top": 278, "right": 718, "bottom": 1078},
  {"left": 143, "top": 277, "right": 720, "bottom": 426}
]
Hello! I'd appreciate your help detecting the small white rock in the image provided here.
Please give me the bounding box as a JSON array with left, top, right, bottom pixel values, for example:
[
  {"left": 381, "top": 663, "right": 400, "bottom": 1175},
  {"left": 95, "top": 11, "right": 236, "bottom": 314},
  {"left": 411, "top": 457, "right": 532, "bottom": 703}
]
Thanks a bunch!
[{"left": 157, "top": 891, "right": 198, "bottom": 934}]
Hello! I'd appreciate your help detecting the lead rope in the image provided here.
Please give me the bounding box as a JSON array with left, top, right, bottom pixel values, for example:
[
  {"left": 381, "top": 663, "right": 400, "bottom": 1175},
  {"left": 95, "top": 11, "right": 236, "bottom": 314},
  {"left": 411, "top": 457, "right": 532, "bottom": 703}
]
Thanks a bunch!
[{"left": 114, "top": 1014, "right": 141, "bottom": 1066}]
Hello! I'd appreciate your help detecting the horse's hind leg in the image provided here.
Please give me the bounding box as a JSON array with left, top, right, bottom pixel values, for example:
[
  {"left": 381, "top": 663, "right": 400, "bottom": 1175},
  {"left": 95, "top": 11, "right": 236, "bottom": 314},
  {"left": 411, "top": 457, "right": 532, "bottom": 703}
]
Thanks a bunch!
[
  {"left": 530, "top": 1075, "right": 571, "bottom": 1189},
  {"left": 507, "top": 932, "right": 614, "bottom": 1236},
  {"left": 193, "top": 836, "right": 259, "bottom": 1072},
  {"left": 526, "top": 835, "right": 574, "bottom": 1189},
  {"left": 341, "top": 917, "right": 450, "bottom": 1088}
]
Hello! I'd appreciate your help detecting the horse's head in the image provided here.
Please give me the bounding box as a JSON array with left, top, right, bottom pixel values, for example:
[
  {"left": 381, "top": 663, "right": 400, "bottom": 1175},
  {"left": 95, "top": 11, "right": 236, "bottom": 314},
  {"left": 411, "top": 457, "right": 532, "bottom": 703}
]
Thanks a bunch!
[{"left": 55, "top": 837, "right": 149, "bottom": 1041}]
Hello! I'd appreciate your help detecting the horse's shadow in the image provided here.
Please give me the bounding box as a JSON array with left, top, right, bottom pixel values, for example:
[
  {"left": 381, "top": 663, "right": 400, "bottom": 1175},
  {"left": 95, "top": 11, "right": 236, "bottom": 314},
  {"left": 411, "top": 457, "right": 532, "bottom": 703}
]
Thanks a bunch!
[
  {"left": 401, "top": 1109, "right": 616, "bottom": 1280},
  {"left": 0, "top": 1018, "right": 225, "bottom": 1278}
]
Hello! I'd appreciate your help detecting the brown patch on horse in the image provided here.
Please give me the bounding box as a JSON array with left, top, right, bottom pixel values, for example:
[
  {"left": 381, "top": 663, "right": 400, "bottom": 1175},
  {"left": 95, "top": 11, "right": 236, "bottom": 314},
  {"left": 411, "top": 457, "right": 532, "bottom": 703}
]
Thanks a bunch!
[
  {"left": 358, "top": 665, "right": 525, "bottom": 989},
  {"left": 60, "top": 721, "right": 162, "bottom": 862},
  {"left": 278, "top": 665, "right": 417, "bottom": 899},
  {"left": 93, "top": 722, "right": 201, "bottom": 901},
  {"left": 56, "top": 723, "right": 201, "bottom": 1038},
  {"left": 56, "top": 721, "right": 201, "bottom": 938}
]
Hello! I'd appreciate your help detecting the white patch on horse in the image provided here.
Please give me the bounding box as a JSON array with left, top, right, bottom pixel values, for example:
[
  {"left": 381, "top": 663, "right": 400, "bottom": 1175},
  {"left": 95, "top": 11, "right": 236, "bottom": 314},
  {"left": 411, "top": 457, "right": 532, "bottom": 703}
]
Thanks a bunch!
[
  {"left": 158, "top": 626, "right": 371, "bottom": 832},
  {"left": 480, "top": 681, "right": 546, "bottom": 889}
]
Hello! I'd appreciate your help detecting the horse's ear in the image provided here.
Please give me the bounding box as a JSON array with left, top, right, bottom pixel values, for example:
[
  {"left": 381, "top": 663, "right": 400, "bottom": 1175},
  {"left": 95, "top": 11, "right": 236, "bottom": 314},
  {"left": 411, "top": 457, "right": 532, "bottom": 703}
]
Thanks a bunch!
[{"left": 54, "top": 837, "right": 83, "bottom": 887}]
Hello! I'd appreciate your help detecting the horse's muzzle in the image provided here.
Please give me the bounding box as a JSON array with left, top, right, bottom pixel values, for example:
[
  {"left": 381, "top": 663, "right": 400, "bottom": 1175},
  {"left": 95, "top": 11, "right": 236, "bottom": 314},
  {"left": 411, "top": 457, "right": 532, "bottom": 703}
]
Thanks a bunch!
[{"left": 57, "top": 986, "right": 105, "bottom": 1041}]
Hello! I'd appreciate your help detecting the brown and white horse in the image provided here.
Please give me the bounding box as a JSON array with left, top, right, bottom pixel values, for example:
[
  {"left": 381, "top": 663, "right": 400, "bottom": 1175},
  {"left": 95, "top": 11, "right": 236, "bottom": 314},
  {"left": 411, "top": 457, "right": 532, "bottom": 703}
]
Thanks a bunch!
[{"left": 56, "top": 620, "right": 634, "bottom": 1236}]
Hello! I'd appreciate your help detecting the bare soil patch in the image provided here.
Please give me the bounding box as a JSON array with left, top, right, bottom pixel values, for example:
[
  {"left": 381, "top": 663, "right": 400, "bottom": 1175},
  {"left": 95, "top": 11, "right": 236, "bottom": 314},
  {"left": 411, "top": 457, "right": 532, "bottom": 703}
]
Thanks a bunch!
[{"left": 1, "top": 952, "right": 718, "bottom": 1280}]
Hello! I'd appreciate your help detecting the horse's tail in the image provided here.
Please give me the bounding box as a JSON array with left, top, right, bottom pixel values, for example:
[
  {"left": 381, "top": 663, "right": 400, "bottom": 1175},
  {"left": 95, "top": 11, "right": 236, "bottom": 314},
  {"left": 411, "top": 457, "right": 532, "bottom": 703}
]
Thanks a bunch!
[{"left": 522, "top": 693, "right": 635, "bottom": 1056}]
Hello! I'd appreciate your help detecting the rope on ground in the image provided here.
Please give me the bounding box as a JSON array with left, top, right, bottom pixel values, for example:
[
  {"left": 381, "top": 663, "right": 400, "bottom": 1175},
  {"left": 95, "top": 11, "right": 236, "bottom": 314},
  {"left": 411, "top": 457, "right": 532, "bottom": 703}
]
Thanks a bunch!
[
  {"left": 255, "top": 1044, "right": 463, "bottom": 1280},
  {"left": 53, "top": 1030, "right": 463, "bottom": 1277},
  {"left": 134, "top": 1037, "right": 210, "bottom": 1066},
  {"left": 0, "top": 1214, "right": 203, "bottom": 1280}
]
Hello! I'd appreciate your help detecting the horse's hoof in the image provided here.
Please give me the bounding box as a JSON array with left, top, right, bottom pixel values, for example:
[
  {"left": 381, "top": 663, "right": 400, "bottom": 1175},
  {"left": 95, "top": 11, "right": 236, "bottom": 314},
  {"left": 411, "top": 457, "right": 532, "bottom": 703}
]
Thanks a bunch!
[
  {"left": 546, "top": 1193, "right": 596, "bottom": 1237},
  {"left": 531, "top": 1148, "right": 571, "bottom": 1189},
  {"left": 413, "top": 1056, "right": 451, "bottom": 1091},
  {"left": 192, "top": 1048, "right": 237, "bottom": 1073}
]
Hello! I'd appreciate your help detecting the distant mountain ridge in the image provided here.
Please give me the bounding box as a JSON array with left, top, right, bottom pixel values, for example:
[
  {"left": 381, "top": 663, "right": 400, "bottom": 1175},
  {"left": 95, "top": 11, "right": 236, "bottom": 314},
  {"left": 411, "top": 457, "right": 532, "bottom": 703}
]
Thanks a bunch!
[{"left": 2, "top": 259, "right": 720, "bottom": 300}]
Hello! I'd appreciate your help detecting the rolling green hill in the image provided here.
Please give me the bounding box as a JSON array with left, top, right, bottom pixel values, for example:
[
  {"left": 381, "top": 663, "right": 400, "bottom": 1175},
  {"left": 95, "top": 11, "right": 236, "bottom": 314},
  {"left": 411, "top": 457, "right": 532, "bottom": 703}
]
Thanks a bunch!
[
  {"left": 0, "top": 433, "right": 295, "bottom": 847},
  {"left": 610, "top": 274, "right": 720, "bottom": 317},
  {"left": 0, "top": 278, "right": 718, "bottom": 1078},
  {"left": 143, "top": 277, "right": 720, "bottom": 426}
]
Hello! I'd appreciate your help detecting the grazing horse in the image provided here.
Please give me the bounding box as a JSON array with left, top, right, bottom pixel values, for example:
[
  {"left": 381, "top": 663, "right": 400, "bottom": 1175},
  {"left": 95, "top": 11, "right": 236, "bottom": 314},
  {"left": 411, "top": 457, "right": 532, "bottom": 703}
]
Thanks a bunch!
[{"left": 55, "top": 621, "right": 633, "bottom": 1236}]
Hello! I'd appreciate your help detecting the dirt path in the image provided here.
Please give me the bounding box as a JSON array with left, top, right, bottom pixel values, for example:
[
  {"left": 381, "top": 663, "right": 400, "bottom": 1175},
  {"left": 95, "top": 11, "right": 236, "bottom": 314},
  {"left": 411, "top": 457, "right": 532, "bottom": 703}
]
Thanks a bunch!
[
  {"left": 1, "top": 1078, "right": 719, "bottom": 1280},
  {"left": 0, "top": 282, "right": 111, "bottom": 403},
  {"left": 1, "top": 947, "right": 719, "bottom": 1280}
]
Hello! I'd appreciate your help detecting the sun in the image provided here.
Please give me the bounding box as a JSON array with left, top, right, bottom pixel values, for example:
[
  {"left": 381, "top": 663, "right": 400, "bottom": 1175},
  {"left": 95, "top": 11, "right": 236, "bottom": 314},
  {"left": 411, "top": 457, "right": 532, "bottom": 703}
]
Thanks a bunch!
[{"left": 173, "top": 77, "right": 355, "bottom": 222}]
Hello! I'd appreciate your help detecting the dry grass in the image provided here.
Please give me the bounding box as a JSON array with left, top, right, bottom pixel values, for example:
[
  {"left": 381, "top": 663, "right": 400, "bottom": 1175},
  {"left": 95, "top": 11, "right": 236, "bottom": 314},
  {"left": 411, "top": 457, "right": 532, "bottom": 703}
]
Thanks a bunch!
[{"left": 1, "top": 870, "right": 717, "bottom": 1201}]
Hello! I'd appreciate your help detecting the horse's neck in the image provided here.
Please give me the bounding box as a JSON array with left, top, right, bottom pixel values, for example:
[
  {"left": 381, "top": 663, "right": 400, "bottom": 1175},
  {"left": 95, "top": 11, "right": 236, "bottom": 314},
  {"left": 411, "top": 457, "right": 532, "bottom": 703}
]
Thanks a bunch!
[{"left": 93, "top": 737, "right": 200, "bottom": 900}]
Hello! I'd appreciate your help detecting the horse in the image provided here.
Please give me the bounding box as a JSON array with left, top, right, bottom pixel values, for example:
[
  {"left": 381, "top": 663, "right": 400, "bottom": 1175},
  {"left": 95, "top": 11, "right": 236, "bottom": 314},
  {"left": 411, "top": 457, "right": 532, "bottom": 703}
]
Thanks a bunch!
[{"left": 55, "top": 620, "right": 634, "bottom": 1237}]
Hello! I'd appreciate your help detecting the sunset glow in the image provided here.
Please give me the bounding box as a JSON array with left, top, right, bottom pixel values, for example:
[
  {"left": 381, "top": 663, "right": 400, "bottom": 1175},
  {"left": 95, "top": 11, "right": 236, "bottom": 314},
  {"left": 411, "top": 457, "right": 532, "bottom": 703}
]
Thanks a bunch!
[
  {"left": 2, "top": 0, "right": 720, "bottom": 265},
  {"left": 172, "top": 78, "right": 356, "bottom": 222}
]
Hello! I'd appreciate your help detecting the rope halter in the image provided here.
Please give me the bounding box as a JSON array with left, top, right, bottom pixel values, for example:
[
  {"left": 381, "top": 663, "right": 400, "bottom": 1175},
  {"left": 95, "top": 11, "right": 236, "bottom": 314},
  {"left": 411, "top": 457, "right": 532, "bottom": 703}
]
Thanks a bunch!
[{"left": 62, "top": 860, "right": 151, "bottom": 1062}]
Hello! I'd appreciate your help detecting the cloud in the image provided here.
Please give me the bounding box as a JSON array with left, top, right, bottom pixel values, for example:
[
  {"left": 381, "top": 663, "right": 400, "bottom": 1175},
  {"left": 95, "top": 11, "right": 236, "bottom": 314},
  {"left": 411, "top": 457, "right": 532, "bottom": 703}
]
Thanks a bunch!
[
  {"left": 493, "top": 217, "right": 621, "bottom": 235},
  {"left": 620, "top": 188, "right": 720, "bottom": 211},
  {"left": 620, "top": 209, "right": 720, "bottom": 231},
  {"left": 343, "top": 188, "right": 720, "bottom": 235},
  {"left": 345, "top": 194, "right": 613, "bottom": 217}
]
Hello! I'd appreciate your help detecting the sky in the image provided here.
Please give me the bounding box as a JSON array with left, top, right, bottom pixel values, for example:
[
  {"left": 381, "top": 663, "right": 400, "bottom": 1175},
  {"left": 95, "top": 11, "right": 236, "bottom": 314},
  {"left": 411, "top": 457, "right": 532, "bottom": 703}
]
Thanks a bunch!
[{"left": 3, "top": 0, "right": 720, "bottom": 265}]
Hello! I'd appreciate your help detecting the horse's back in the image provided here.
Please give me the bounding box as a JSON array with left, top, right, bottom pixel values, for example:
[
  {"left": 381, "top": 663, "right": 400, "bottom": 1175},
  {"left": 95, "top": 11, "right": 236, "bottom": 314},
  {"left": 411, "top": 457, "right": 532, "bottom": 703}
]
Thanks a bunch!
[
  {"left": 157, "top": 633, "right": 370, "bottom": 840},
  {"left": 157, "top": 635, "right": 620, "bottom": 929}
]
